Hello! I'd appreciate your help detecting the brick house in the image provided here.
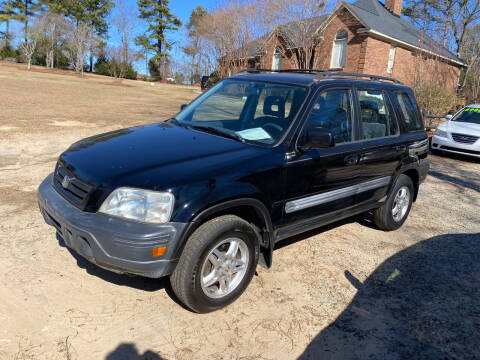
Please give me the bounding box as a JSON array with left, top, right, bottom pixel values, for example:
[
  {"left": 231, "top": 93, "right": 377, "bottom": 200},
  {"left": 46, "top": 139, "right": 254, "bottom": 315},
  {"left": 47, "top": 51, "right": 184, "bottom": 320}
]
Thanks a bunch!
[{"left": 240, "top": 0, "right": 465, "bottom": 89}]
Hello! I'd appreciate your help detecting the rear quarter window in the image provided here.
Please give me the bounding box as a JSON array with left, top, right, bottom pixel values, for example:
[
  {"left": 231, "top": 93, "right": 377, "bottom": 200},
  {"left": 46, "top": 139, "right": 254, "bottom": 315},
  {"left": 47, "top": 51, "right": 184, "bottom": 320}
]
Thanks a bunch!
[{"left": 396, "top": 92, "right": 423, "bottom": 131}]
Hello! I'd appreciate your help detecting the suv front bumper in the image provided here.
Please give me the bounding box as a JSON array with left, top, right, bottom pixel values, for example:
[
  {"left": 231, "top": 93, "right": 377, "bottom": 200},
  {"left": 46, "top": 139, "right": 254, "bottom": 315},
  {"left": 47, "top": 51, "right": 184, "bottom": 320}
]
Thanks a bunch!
[{"left": 37, "top": 174, "right": 187, "bottom": 278}]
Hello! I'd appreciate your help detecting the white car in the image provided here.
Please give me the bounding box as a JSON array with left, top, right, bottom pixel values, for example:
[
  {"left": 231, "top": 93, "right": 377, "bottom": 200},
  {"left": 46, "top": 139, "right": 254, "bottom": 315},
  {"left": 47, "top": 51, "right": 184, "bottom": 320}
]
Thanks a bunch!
[{"left": 431, "top": 104, "right": 480, "bottom": 158}]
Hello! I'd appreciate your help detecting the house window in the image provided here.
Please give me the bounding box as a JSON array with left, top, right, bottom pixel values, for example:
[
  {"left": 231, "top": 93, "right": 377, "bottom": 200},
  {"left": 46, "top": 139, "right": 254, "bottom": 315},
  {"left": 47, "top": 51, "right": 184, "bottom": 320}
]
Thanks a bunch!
[
  {"left": 387, "top": 45, "right": 396, "bottom": 74},
  {"left": 272, "top": 47, "right": 282, "bottom": 70},
  {"left": 331, "top": 30, "right": 348, "bottom": 69}
]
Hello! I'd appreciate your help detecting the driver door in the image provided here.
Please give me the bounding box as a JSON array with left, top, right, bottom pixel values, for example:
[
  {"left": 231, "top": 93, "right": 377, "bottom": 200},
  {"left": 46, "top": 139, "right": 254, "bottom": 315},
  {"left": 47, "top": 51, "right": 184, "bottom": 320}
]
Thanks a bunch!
[{"left": 278, "top": 87, "right": 363, "bottom": 238}]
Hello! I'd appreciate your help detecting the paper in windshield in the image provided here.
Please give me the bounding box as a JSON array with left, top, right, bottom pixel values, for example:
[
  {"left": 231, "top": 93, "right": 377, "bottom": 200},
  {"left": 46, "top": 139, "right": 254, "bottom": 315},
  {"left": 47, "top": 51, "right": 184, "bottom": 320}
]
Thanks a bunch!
[{"left": 236, "top": 128, "right": 273, "bottom": 141}]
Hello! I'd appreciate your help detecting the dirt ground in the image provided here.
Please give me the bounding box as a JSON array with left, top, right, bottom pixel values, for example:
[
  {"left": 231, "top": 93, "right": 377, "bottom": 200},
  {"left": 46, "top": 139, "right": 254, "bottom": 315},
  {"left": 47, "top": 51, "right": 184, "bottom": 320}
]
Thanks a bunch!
[{"left": 1, "top": 63, "right": 479, "bottom": 360}]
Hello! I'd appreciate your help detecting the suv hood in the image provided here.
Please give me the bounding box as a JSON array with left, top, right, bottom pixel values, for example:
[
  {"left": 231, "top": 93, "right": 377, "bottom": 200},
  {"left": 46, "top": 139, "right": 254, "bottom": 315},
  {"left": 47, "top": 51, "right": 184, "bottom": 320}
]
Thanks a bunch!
[
  {"left": 60, "top": 122, "right": 269, "bottom": 189},
  {"left": 438, "top": 120, "right": 480, "bottom": 136}
]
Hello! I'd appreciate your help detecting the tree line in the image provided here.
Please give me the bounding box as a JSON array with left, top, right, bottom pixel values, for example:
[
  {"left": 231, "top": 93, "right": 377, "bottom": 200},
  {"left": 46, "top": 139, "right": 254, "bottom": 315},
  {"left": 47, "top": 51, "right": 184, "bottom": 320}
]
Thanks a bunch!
[{"left": 0, "top": 0, "right": 182, "bottom": 81}]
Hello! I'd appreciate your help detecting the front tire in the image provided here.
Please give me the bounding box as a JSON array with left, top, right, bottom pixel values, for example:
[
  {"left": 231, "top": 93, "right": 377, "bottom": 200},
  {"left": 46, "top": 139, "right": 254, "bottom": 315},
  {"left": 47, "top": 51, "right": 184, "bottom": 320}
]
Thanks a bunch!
[
  {"left": 170, "top": 215, "right": 258, "bottom": 313},
  {"left": 373, "top": 174, "right": 414, "bottom": 231}
]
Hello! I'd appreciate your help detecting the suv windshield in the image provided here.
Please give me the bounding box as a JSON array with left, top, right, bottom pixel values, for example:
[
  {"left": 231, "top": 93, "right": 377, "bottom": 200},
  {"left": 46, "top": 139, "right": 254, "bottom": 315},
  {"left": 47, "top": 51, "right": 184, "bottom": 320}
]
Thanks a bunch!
[
  {"left": 452, "top": 107, "right": 480, "bottom": 125},
  {"left": 176, "top": 79, "right": 308, "bottom": 145}
]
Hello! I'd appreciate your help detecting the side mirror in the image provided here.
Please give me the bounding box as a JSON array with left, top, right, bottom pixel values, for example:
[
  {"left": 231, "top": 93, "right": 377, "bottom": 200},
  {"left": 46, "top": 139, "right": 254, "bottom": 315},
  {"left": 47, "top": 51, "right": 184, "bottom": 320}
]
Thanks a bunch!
[
  {"left": 302, "top": 127, "right": 335, "bottom": 151},
  {"left": 180, "top": 103, "right": 188, "bottom": 111},
  {"left": 445, "top": 114, "right": 453, "bottom": 120}
]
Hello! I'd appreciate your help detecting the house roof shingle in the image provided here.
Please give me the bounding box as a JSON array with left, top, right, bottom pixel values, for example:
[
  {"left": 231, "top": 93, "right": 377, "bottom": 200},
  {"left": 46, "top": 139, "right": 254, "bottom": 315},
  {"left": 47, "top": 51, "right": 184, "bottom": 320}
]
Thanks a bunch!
[{"left": 345, "top": 0, "right": 464, "bottom": 64}]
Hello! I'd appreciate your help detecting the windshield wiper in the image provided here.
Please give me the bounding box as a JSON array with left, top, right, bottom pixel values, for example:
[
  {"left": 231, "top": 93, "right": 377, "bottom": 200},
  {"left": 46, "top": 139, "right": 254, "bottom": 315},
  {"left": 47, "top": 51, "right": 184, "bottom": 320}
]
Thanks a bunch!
[
  {"left": 190, "top": 125, "right": 246, "bottom": 143},
  {"left": 169, "top": 117, "right": 182, "bottom": 126}
]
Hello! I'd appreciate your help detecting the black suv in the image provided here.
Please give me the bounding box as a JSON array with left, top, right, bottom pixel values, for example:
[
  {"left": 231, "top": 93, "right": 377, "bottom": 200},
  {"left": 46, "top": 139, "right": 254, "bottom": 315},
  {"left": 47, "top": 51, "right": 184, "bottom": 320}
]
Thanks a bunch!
[{"left": 38, "top": 70, "right": 429, "bottom": 313}]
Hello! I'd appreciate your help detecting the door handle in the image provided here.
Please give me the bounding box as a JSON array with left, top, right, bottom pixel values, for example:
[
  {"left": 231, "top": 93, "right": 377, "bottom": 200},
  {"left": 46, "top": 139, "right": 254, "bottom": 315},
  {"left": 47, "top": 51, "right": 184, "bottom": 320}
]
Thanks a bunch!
[
  {"left": 395, "top": 145, "right": 406, "bottom": 152},
  {"left": 344, "top": 154, "right": 359, "bottom": 166}
]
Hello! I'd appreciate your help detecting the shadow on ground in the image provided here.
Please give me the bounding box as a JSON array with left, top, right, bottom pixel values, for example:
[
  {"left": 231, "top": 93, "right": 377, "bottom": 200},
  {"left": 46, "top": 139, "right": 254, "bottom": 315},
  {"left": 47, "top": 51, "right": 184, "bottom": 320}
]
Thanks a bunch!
[
  {"left": 105, "top": 343, "right": 164, "bottom": 360},
  {"left": 430, "top": 150, "right": 480, "bottom": 165},
  {"left": 55, "top": 233, "right": 188, "bottom": 309},
  {"left": 299, "top": 232, "right": 480, "bottom": 359},
  {"left": 428, "top": 151, "right": 480, "bottom": 193},
  {"left": 429, "top": 169, "right": 480, "bottom": 193}
]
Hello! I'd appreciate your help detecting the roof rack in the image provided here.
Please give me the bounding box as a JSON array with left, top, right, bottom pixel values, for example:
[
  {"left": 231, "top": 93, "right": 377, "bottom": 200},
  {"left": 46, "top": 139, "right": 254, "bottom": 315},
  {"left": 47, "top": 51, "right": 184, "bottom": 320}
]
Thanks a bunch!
[
  {"left": 315, "top": 71, "right": 403, "bottom": 84},
  {"left": 238, "top": 68, "right": 403, "bottom": 84}
]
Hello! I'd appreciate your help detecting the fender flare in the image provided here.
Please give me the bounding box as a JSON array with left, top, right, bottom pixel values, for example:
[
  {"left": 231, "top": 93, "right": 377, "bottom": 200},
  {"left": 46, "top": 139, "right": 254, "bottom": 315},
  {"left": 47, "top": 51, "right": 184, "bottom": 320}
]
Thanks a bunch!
[
  {"left": 389, "top": 165, "right": 421, "bottom": 202},
  {"left": 174, "top": 198, "right": 275, "bottom": 267}
]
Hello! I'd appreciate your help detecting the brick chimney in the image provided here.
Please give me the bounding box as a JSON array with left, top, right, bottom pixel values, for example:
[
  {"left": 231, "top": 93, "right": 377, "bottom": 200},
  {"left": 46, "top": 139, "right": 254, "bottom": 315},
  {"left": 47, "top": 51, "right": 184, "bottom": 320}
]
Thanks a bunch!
[{"left": 385, "top": 0, "right": 402, "bottom": 15}]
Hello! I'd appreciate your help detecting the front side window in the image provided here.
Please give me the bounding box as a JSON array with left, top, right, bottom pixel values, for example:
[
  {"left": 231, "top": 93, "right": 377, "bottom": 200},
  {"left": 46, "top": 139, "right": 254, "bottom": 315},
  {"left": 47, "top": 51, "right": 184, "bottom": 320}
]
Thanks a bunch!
[
  {"left": 176, "top": 79, "right": 308, "bottom": 145},
  {"left": 396, "top": 92, "right": 423, "bottom": 131},
  {"left": 304, "top": 89, "right": 354, "bottom": 144},
  {"left": 452, "top": 107, "right": 480, "bottom": 124},
  {"left": 358, "top": 90, "right": 398, "bottom": 139},
  {"left": 331, "top": 30, "right": 348, "bottom": 69}
]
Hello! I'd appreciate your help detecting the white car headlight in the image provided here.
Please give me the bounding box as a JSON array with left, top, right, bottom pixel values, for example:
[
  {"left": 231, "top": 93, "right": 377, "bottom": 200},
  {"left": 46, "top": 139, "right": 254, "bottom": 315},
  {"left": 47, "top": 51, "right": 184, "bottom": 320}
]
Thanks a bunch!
[
  {"left": 99, "top": 188, "right": 174, "bottom": 224},
  {"left": 435, "top": 129, "right": 449, "bottom": 138}
]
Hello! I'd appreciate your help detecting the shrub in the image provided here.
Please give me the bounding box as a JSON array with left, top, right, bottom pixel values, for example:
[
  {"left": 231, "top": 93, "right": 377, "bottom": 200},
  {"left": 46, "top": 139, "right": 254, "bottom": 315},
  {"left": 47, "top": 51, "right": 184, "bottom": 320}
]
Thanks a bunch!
[
  {"left": 0, "top": 43, "right": 18, "bottom": 60},
  {"left": 124, "top": 63, "right": 137, "bottom": 80},
  {"left": 413, "top": 81, "right": 457, "bottom": 115},
  {"left": 94, "top": 56, "right": 111, "bottom": 76},
  {"left": 205, "top": 70, "right": 220, "bottom": 89},
  {"left": 148, "top": 57, "right": 160, "bottom": 80},
  {"left": 94, "top": 56, "right": 137, "bottom": 80}
]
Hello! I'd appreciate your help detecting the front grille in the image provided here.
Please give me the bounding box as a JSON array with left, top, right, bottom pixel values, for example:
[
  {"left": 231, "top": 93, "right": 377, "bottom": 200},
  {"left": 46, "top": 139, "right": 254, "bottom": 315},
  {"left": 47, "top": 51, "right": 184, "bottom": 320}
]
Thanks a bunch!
[
  {"left": 451, "top": 133, "right": 479, "bottom": 144},
  {"left": 53, "top": 164, "right": 93, "bottom": 209}
]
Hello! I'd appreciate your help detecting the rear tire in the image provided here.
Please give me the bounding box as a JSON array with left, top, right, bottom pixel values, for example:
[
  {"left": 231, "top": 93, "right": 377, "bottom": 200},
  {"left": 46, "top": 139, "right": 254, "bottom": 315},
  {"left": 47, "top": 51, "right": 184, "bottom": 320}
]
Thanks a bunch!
[
  {"left": 373, "top": 174, "right": 414, "bottom": 231},
  {"left": 170, "top": 215, "right": 258, "bottom": 313}
]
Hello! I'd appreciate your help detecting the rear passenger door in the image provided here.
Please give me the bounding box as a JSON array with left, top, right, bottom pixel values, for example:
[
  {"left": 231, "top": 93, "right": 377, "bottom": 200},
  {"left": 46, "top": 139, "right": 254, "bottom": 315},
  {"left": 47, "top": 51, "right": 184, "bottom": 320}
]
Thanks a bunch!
[{"left": 353, "top": 88, "right": 405, "bottom": 206}]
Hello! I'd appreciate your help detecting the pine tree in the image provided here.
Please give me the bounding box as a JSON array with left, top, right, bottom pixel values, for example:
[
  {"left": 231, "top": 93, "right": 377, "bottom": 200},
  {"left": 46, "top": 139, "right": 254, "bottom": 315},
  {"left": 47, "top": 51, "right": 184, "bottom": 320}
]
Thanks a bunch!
[
  {"left": 11, "top": 0, "right": 43, "bottom": 41},
  {"left": 135, "top": 34, "right": 153, "bottom": 76},
  {"left": 184, "top": 5, "right": 207, "bottom": 84},
  {"left": 137, "top": 0, "right": 181, "bottom": 80},
  {"left": 0, "top": 0, "right": 16, "bottom": 42}
]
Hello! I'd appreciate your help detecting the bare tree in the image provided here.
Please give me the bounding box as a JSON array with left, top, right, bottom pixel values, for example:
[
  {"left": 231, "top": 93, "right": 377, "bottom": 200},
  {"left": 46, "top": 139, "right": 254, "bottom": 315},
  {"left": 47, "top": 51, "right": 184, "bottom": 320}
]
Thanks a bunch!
[
  {"left": 113, "top": 0, "right": 137, "bottom": 65},
  {"left": 449, "top": 0, "right": 480, "bottom": 55},
  {"left": 19, "top": 20, "right": 43, "bottom": 70},
  {"left": 195, "top": 0, "right": 338, "bottom": 76},
  {"left": 106, "top": 0, "right": 138, "bottom": 81},
  {"left": 460, "top": 24, "right": 480, "bottom": 101},
  {"left": 19, "top": 38, "right": 36, "bottom": 69},
  {"left": 183, "top": 5, "right": 207, "bottom": 84},
  {"left": 196, "top": 1, "right": 261, "bottom": 77},
  {"left": 67, "top": 22, "right": 95, "bottom": 75},
  {"left": 260, "top": 0, "right": 336, "bottom": 69},
  {"left": 36, "top": 12, "right": 69, "bottom": 68}
]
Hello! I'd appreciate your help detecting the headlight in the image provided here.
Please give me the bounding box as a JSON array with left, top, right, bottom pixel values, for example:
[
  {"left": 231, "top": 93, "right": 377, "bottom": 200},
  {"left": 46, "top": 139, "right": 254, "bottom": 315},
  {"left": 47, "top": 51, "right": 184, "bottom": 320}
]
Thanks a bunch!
[
  {"left": 435, "top": 129, "right": 449, "bottom": 138},
  {"left": 99, "top": 188, "right": 174, "bottom": 224}
]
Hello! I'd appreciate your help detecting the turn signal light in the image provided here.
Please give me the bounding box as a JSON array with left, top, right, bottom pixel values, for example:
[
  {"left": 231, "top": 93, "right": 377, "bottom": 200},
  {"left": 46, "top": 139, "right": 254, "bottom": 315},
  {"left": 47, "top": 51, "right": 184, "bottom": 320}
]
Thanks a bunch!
[{"left": 152, "top": 246, "right": 167, "bottom": 257}]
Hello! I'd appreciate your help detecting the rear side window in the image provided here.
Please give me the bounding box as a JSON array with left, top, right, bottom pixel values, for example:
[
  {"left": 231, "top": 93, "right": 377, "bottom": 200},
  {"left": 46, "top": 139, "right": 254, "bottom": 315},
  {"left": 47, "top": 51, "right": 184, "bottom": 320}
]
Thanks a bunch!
[
  {"left": 357, "top": 90, "right": 398, "bottom": 139},
  {"left": 396, "top": 92, "right": 423, "bottom": 131}
]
